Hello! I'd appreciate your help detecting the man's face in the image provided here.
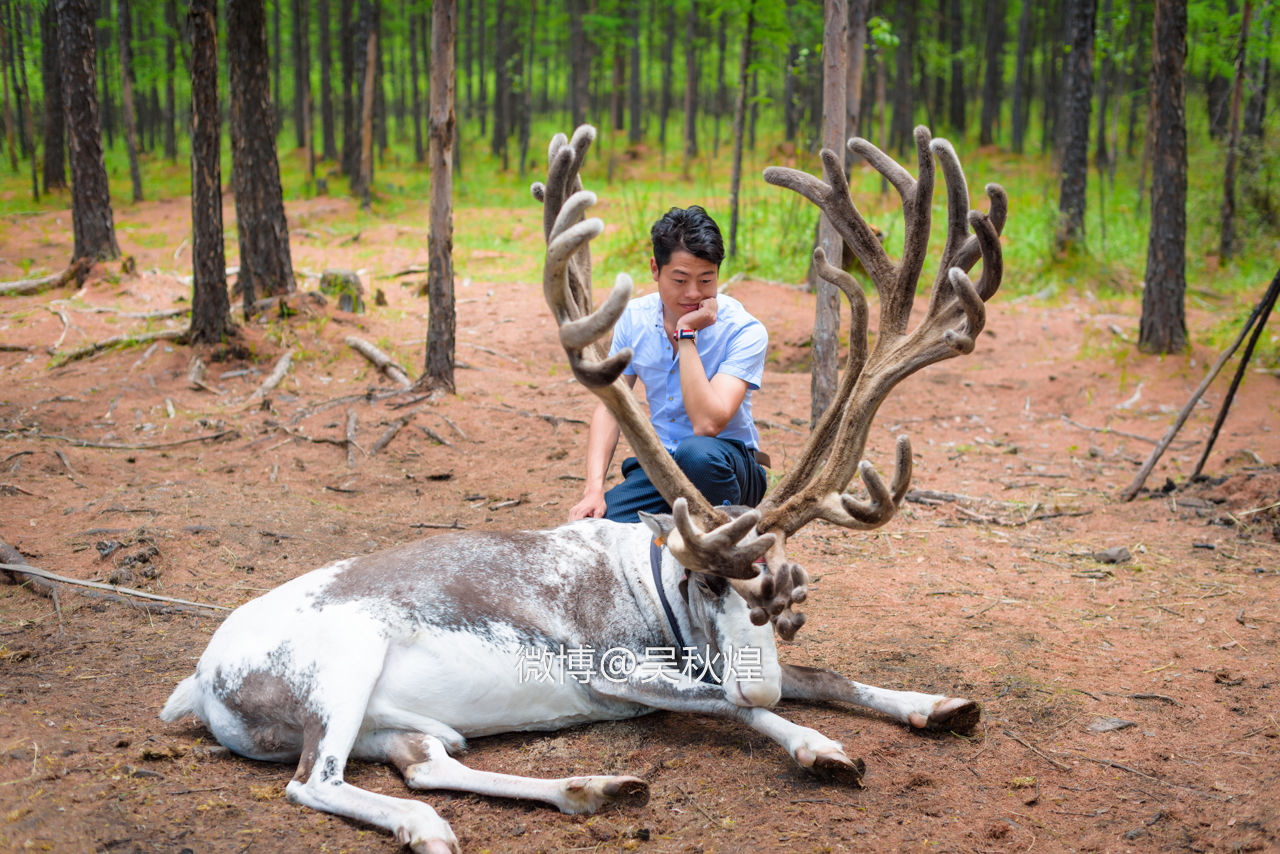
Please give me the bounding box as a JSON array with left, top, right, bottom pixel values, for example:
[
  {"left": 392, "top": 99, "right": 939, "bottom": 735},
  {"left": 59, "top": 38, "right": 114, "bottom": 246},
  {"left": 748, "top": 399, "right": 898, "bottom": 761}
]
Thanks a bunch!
[{"left": 651, "top": 249, "right": 719, "bottom": 328}]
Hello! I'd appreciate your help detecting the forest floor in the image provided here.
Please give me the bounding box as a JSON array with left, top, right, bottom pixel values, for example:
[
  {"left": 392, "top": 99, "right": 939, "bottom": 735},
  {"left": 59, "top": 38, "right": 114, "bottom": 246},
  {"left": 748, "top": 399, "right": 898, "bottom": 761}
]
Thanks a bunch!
[{"left": 1, "top": 192, "right": 1278, "bottom": 854}]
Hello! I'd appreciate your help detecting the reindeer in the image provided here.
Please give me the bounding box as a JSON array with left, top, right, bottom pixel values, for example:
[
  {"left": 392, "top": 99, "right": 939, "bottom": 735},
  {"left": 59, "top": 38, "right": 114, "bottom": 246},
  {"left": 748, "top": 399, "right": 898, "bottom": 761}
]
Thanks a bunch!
[{"left": 160, "top": 125, "right": 1005, "bottom": 854}]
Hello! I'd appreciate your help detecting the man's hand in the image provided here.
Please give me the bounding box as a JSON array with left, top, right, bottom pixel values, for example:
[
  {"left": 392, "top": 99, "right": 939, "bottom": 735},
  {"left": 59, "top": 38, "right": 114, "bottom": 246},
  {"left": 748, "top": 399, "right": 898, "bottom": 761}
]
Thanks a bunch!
[
  {"left": 570, "top": 487, "right": 607, "bottom": 520},
  {"left": 674, "top": 297, "right": 718, "bottom": 333}
]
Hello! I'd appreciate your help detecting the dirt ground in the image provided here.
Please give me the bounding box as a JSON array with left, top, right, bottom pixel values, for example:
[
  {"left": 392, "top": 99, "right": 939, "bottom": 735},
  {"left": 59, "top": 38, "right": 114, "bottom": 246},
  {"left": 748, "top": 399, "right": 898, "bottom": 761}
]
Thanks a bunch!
[{"left": 1, "top": 193, "right": 1278, "bottom": 854}]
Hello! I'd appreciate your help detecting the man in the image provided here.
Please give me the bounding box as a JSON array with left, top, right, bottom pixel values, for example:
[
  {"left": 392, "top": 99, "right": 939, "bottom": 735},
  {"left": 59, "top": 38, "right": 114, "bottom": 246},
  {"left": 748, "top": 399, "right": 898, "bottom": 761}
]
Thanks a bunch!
[{"left": 569, "top": 205, "right": 768, "bottom": 523}]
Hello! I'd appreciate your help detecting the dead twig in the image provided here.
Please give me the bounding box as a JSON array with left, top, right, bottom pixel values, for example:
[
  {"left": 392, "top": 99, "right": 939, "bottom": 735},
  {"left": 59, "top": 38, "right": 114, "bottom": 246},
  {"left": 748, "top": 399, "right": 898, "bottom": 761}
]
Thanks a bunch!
[
  {"left": 409, "top": 521, "right": 466, "bottom": 530},
  {"left": 35, "top": 430, "right": 236, "bottom": 451},
  {"left": 1060, "top": 417, "right": 1194, "bottom": 449},
  {"left": 53, "top": 449, "right": 87, "bottom": 488},
  {"left": 1002, "top": 728, "right": 1072, "bottom": 772},
  {"left": 51, "top": 328, "right": 184, "bottom": 367},
  {"left": 419, "top": 425, "right": 453, "bottom": 447},
  {"left": 371, "top": 418, "right": 408, "bottom": 455},
  {"left": 345, "top": 335, "right": 412, "bottom": 388},
  {"left": 345, "top": 409, "right": 360, "bottom": 468},
  {"left": 243, "top": 350, "right": 293, "bottom": 406}
]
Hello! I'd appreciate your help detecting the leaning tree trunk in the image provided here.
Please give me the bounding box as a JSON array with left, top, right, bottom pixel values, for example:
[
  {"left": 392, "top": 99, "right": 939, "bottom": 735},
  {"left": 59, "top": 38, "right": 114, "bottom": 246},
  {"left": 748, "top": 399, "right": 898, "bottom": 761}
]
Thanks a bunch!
[
  {"left": 1054, "top": 0, "right": 1097, "bottom": 252},
  {"left": 40, "top": 1, "right": 66, "bottom": 191},
  {"left": 422, "top": 0, "right": 456, "bottom": 392},
  {"left": 227, "top": 0, "right": 296, "bottom": 311},
  {"left": 727, "top": 0, "right": 756, "bottom": 260},
  {"left": 1138, "top": 0, "right": 1188, "bottom": 355},
  {"left": 812, "top": 0, "right": 847, "bottom": 427},
  {"left": 55, "top": 0, "right": 119, "bottom": 263},
  {"left": 117, "top": 0, "right": 143, "bottom": 202},
  {"left": 187, "top": 0, "right": 230, "bottom": 344}
]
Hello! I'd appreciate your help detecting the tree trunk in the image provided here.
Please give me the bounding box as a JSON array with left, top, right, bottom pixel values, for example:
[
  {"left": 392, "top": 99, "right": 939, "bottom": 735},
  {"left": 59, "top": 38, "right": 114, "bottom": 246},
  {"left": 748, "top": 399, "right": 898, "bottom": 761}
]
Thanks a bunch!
[
  {"left": 164, "top": 0, "right": 177, "bottom": 160},
  {"left": 95, "top": 8, "right": 112, "bottom": 149},
  {"left": 658, "top": 3, "right": 673, "bottom": 151},
  {"left": 979, "top": 0, "right": 1005, "bottom": 146},
  {"left": 292, "top": 0, "right": 309, "bottom": 149},
  {"left": 272, "top": 0, "right": 281, "bottom": 123},
  {"left": 1009, "top": 0, "right": 1031, "bottom": 152},
  {"left": 188, "top": 0, "right": 230, "bottom": 344},
  {"left": 227, "top": 0, "right": 296, "bottom": 310},
  {"left": 424, "top": 0, "right": 456, "bottom": 392},
  {"left": 1094, "top": 0, "right": 1113, "bottom": 169},
  {"left": 340, "top": 0, "right": 355, "bottom": 174},
  {"left": 948, "top": 0, "right": 964, "bottom": 133},
  {"left": 727, "top": 0, "right": 755, "bottom": 260},
  {"left": 40, "top": 1, "right": 66, "bottom": 191},
  {"left": 1054, "top": 0, "right": 1097, "bottom": 252},
  {"left": 476, "top": 0, "right": 486, "bottom": 136},
  {"left": 845, "top": 0, "right": 866, "bottom": 167},
  {"left": 813, "top": 0, "right": 847, "bottom": 427},
  {"left": 713, "top": 8, "right": 726, "bottom": 155},
  {"left": 1040, "top": 0, "right": 1062, "bottom": 154},
  {"left": 628, "top": 7, "right": 640, "bottom": 145},
  {"left": 116, "top": 0, "right": 143, "bottom": 202},
  {"left": 359, "top": 26, "right": 376, "bottom": 207},
  {"left": 1219, "top": 1, "right": 1252, "bottom": 261},
  {"left": 610, "top": 38, "right": 624, "bottom": 133},
  {"left": 1206, "top": 0, "right": 1235, "bottom": 141},
  {"left": 568, "top": 0, "right": 587, "bottom": 126},
  {"left": 682, "top": 0, "right": 697, "bottom": 168},
  {"left": 518, "top": 0, "right": 533, "bottom": 175},
  {"left": 56, "top": 0, "right": 119, "bottom": 262},
  {"left": 783, "top": 36, "right": 798, "bottom": 143},
  {"left": 373, "top": 2, "right": 386, "bottom": 154},
  {"left": 409, "top": 10, "right": 424, "bottom": 162},
  {"left": 1139, "top": 0, "right": 1187, "bottom": 354},
  {"left": 491, "top": 0, "right": 508, "bottom": 159},
  {"left": 891, "top": 0, "right": 916, "bottom": 152},
  {"left": 318, "top": 0, "right": 335, "bottom": 160}
]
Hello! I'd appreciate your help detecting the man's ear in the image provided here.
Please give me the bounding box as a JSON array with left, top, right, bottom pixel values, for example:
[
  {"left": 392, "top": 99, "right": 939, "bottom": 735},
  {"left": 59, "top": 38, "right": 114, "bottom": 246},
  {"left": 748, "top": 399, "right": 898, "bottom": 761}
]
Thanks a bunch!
[
  {"left": 638, "top": 511, "right": 674, "bottom": 542},
  {"left": 650, "top": 256, "right": 659, "bottom": 280}
]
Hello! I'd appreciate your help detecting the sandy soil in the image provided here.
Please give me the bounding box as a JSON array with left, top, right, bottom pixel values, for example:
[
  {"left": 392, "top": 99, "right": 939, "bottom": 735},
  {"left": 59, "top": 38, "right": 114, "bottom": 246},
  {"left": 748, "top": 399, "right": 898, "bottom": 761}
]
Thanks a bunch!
[{"left": 2, "top": 193, "right": 1278, "bottom": 853}]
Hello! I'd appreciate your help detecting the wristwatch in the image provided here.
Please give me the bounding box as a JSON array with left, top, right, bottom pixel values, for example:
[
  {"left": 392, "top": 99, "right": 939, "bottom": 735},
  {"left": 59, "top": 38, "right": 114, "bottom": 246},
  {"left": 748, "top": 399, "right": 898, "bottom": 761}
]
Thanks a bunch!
[{"left": 676, "top": 328, "right": 697, "bottom": 342}]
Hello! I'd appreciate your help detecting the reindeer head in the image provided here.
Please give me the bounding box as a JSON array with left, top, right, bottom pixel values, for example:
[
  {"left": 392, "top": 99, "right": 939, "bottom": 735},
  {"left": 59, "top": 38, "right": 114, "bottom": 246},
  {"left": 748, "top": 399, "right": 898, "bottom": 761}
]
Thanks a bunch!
[{"left": 534, "top": 126, "right": 1006, "bottom": 642}]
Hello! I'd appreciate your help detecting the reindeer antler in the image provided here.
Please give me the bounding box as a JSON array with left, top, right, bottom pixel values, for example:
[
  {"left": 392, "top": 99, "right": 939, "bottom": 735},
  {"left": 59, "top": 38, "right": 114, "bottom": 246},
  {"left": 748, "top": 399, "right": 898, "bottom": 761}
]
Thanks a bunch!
[{"left": 753, "top": 126, "right": 1005, "bottom": 542}]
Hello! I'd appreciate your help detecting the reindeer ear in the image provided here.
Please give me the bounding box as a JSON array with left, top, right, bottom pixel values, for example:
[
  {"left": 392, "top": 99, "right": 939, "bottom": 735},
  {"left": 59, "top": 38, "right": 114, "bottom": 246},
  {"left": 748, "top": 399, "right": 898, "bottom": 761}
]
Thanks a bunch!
[{"left": 637, "top": 512, "right": 674, "bottom": 542}]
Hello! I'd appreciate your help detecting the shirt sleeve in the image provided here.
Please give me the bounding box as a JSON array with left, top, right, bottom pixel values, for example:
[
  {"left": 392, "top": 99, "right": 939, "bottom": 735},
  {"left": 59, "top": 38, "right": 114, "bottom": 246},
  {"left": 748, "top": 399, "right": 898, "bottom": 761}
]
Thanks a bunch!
[{"left": 714, "top": 317, "right": 768, "bottom": 390}]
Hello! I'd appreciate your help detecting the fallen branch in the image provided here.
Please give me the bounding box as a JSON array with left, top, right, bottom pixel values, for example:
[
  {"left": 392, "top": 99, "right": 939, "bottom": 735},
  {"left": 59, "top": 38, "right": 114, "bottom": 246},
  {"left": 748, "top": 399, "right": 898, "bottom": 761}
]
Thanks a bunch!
[
  {"left": 243, "top": 349, "right": 293, "bottom": 406},
  {"left": 1060, "top": 417, "right": 1194, "bottom": 449},
  {"left": 35, "top": 430, "right": 236, "bottom": 450},
  {"left": 345, "top": 409, "right": 359, "bottom": 468},
  {"left": 1003, "top": 728, "right": 1072, "bottom": 772},
  {"left": 0, "top": 257, "right": 92, "bottom": 296},
  {"left": 371, "top": 416, "right": 410, "bottom": 454},
  {"left": 51, "top": 328, "right": 184, "bottom": 367},
  {"left": 1121, "top": 272, "right": 1279, "bottom": 501},
  {"left": 0, "top": 539, "right": 227, "bottom": 615},
  {"left": 419, "top": 425, "right": 453, "bottom": 447},
  {"left": 345, "top": 335, "right": 412, "bottom": 388},
  {"left": 53, "top": 449, "right": 87, "bottom": 488}
]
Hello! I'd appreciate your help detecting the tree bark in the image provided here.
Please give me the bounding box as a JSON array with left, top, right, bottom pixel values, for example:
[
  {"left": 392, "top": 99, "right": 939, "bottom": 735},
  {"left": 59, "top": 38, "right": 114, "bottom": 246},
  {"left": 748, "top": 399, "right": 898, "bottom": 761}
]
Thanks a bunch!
[
  {"left": 227, "top": 0, "right": 296, "bottom": 310},
  {"left": 659, "top": 3, "right": 673, "bottom": 151},
  {"left": 409, "top": 9, "right": 423, "bottom": 162},
  {"left": 491, "top": 0, "right": 508, "bottom": 159},
  {"left": 979, "top": 0, "right": 1005, "bottom": 146},
  {"left": 682, "top": 0, "right": 697, "bottom": 168},
  {"left": 56, "top": 0, "right": 119, "bottom": 262},
  {"left": 358, "top": 25, "right": 376, "bottom": 207},
  {"left": 1094, "top": 0, "right": 1114, "bottom": 169},
  {"left": 187, "top": 0, "right": 230, "bottom": 344},
  {"left": 340, "top": 0, "right": 355, "bottom": 174},
  {"left": 728, "top": 0, "right": 756, "bottom": 259},
  {"left": 423, "top": 0, "right": 456, "bottom": 392},
  {"left": 948, "top": 0, "right": 964, "bottom": 132},
  {"left": 845, "top": 0, "right": 866, "bottom": 167},
  {"left": 813, "top": 0, "right": 847, "bottom": 427},
  {"left": 1054, "top": 0, "right": 1097, "bottom": 252},
  {"left": 318, "top": 0, "right": 336, "bottom": 160},
  {"left": 1009, "top": 0, "right": 1031, "bottom": 153},
  {"left": 117, "top": 0, "right": 143, "bottom": 202},
  {"left": 292, "top": 0, "right": 309, "bottom": 150},
  {"left": 1218, "top": 1, "right": 1251, "bottom": 261},
  {"left": 568, "top": 0, "right": 588, "bottom": 126},
  {"left": 1138, "top": 0, "right": 1187, "bottom": 355},
  {"left": 628, "top": 6, "right": 641, "bottom": 145},
  {"left": 95, "top": 7, "right": 112, "bottom": 149},
  {"left": 891, "top": 0, "right": 916, "bottom": 152},
  {"left": 40, "top": 1, "right": 65, "bottom": 191},
  {"left": 163, "top": 0, "right": 177, "bottom": 160}
]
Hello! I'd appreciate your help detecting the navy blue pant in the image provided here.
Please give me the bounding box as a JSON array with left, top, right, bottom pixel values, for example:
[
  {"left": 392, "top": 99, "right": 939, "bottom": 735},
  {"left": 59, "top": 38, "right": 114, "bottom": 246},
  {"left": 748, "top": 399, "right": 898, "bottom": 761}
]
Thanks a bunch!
[{"left": 604, "top": 436, "right": 767, "bottom": 523}]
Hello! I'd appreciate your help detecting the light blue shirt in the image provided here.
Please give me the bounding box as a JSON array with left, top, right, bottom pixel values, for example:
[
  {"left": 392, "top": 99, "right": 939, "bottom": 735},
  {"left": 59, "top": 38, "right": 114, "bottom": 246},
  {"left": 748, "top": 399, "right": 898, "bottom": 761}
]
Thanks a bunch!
[{"left": 608, "top": 292, "right": 767, "bottom": 452}]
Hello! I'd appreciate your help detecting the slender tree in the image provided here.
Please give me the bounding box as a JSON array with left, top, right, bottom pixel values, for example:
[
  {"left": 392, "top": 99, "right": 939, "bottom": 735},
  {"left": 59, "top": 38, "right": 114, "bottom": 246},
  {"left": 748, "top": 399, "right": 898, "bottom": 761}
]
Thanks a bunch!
[
  {"left": 682, "top": 0, "right": 698, "bottom": 168},
  {"left": 292, "top": 0, "right": 310, "bottom": 150},
  {"left": 1009, "top": 0, "right": 1032, "bottom": 153},
  {"left": 948, "top": 0, "right": 964, "bottom": 132},
  {"left": 812, "top": 0, "right": 847, "bottom": 426},
  {"left": 40, "top": 1, "right": 66, "bottom": 191},
  {"left": 728, "top": 0, "right": 756, "bottom": 259},
  {"left": 568, "top": 0, "right": 588, "bottom": 127},
  {"left": 409, "top": 8, "right": 423, "bottom": 162},
  {"left": 188, "top": 0, "right": 230, "bottom": 343},
  {"left": 117, "top": 0, "right": 144, "bottom": 202},
  {"left": 163, "top": 0, "right": 177, "bottom": 160},
  {"left": 628, "top": 6, "right": 641, "bottom": 144},
  {"left": 318, "top": 0, "right": 336, "bottom": 160},
  {"left": 1219, "top": 1, "right": 1252, "bottom": 260},
  {"left": 1054, "top": 0, "right": 1097, "bottom": 252},
  {"left": 891, "top": 0, "right": 916, "bottom": 151},
  {"left": 56, "top": 0, "right": 119, "bottom": 263},
  {"left": 845, "top": 0, "right": 867, "bottom": 167},
  {"left": 979, "top": 0, "right": 1005, "bottom": 146},
  {"left": 227, "top": 0, "right": 296, "bottom": 310},
  {"left": 423, "top": 0, "right": 456, "bottom": 392}
]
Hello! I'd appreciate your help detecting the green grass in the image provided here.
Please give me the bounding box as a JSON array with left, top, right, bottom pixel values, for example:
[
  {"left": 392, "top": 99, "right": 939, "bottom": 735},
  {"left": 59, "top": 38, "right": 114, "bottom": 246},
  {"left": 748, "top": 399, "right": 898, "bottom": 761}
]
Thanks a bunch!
[{"left": 4, "top": 109, "right": 1276, "bottom": 366}]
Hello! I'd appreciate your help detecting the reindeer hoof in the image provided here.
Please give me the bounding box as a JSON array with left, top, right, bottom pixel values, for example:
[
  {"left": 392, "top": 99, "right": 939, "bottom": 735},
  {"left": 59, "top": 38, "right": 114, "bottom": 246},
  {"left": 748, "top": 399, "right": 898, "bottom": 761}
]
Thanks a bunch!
[
  {"left": 909, "top": 697, "right": 981, "bottom": 734},
  {"left": 602, "top": 776, "right": 651, "bottom": 808},
  {"left": 810, "top": 753, "right": 866, "bottom": 788}
]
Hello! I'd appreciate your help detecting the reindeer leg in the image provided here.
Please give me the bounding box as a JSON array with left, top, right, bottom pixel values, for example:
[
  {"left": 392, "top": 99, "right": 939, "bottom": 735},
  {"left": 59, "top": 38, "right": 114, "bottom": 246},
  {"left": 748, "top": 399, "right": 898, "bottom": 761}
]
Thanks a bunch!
[
  {"left": 587, "top": 676, "right": 865, "bottom": 786},
  {"left": 781, "top": 664, "right": 980, "bottom": 734},
  {"left": 366, "top": 731, "right": 649, "bottom": 815}
]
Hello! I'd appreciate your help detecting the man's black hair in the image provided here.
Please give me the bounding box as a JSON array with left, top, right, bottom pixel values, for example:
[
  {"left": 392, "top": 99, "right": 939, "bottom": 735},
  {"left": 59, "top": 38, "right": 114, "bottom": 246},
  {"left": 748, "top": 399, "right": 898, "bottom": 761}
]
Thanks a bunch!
[{"left": 650, "top": 205, "right": 725, "bottom": 271}]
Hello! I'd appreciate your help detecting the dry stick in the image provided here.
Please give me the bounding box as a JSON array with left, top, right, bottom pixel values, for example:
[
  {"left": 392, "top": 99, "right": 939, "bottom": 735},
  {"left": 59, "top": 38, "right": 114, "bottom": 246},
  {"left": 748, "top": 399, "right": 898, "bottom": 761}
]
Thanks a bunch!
[
  {"left": 345, "top": 335, "right": 412, "bottom": 388},
  {"left": 345, "top": 409, "right": 359, "bottom": 468},
  {"left": 437, "top": 413, "right": 469, "bottom": 441},
  {"left": 370, "top": 418, "right": 408, "bottom": 454},
  {"left": 46, "top": 305, "right": 72, "bottom": 349},
  {"left": 0, "top": 343, "right": 32, "bottom": 352},
  {"left": 1060, "top": 416, "right": 1194, "bottom": 449},
  {"left": 243, "top": 349, "right": 294, "bottom": 406},
  {"left": 35, "top": 430, "right": 235, "bottom": 451},
  {"left": 52, "top": 449, "right": 87, "bottom": 488},
  {"left": 1003, "top": 728, "right": 1073, "bottom": 772},
  {"left": 1120, "top": 294, "right": 1272, "bottom": 501},
  {"left": 419, "top": 424, "right": 453, "bottom": 447},
  {"left": 0, "top": 562, "right": 229, "bottom": 614},
  {"left": 1191, "top": 267, "right": 1280, "bottom": 479},
  {"left": 0, "top": 258, "right": 92, "bottom": 296},
  {"left": 52, "top": 328, "right": 185, "bottom": 367}
]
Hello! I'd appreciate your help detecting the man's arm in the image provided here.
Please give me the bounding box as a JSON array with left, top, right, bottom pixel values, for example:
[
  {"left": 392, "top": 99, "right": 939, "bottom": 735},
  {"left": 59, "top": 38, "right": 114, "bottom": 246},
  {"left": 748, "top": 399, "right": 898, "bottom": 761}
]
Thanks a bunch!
[
  {"left": 677, "top": 340, "right": 750, "bottom": 437},
  {"left": 569, "top": 376, "right": 636, "bottom": 520}
]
